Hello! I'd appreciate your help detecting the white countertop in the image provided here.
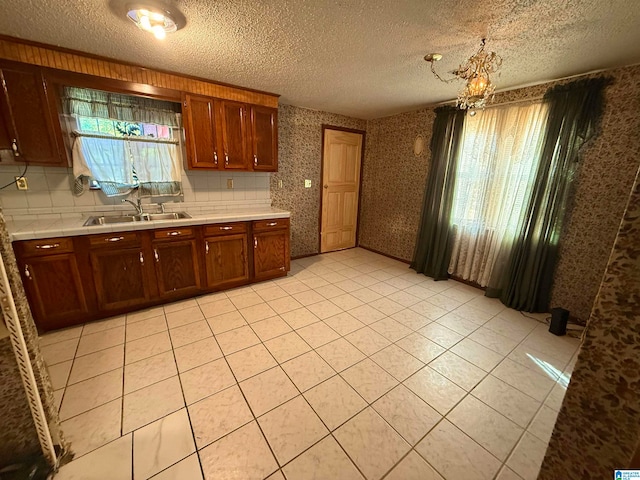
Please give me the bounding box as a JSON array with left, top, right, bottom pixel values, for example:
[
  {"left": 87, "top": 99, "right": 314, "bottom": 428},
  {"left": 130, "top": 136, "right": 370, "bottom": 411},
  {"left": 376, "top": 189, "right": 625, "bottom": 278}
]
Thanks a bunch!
[{"left": 7, "top": 207, "right": 290, "bottom": 241}]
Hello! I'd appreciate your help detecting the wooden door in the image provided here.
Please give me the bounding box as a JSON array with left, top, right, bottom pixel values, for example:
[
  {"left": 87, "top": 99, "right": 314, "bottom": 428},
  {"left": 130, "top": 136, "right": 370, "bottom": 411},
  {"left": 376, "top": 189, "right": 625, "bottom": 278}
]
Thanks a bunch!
[
  {"left": 320, "top": 128, "right": 364, "bottom": 253},
  {"left": 250, "top": 106, "right": 278, "bottom": 171},
  {"left": 0, "top": 63, "right": 65, "bottom": 166},
  {"left": 253, "top": 230, "right": 288, "bottom": 280},
  {"left": 90, "top": 247, "right": 152, "bottom": 311},
  {"left": 183, "top": 94, "right": 221, "bottom": 169},
  {"left": 220, "top": 101, "right": 249, "bottom": 169},
  {"left": 152, "top": 239, "right": 201, "bottom": 298},
  {"left": 205, "top": 234, "right": 249, "bottom": 288},
  {"left": 20, "top": 254, "right": 89, "bottom": 331}
]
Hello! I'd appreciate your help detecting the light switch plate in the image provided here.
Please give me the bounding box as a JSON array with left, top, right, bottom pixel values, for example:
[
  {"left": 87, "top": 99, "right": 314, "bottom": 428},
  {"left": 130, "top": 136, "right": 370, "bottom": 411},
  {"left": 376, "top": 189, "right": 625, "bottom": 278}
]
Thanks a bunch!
[
  {"left": 226, "top": 179, "right": 233, "bottom": 189},
  {"left": 278, "top": 179, "right": 283, "bottom": 188},
  {"left": 15, "top": 176, "right": 28, "bottom": 190},
  {"left": 304, "top": 179, "right": 311, "bottom": 188}
]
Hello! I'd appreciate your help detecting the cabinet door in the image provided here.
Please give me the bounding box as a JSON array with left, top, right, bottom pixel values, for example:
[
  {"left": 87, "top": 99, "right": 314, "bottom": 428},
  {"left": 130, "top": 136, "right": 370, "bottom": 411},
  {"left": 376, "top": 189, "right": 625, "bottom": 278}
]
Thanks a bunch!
[
  {"left": 220, "top": 101, "right": 250, "bottom": 170},
  {"left": 152, "top": 239, "right": 201, "bottom": 298},
  {"left": 183, "top": 94, "right": 221, "bottom": 169},
  {"left": 0, "top": 63, "right": 65, "bottom": 166},
  {"left": 20, "top": 254, "right": 89, "bottom": 331},
  {"left": 205, "top": 233, "right": 249, "bottom": 288},
  {"left": 90, "top": 247, "right": 152, "bottom": 311},
  {"left": 253, "top": 230, "right": 289, "bottom": 280},
  {"left": 250, "top": 106, "right": 278, "bottom": 171}
]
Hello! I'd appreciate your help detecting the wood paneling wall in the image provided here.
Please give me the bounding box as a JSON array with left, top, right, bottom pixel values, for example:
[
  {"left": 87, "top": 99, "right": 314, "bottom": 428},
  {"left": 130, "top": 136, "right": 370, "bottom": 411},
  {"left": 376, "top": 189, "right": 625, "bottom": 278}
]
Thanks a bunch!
[{"left": 0, "top": 36, "right": 278, "bottom": 107}]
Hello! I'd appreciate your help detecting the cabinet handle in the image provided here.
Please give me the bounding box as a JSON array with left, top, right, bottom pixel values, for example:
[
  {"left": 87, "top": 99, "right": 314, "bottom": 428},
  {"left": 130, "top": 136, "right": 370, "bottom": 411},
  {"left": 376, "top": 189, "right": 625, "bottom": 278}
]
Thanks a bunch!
[
  {"left": 254, "top": 238, "right": 258, "bottom": 248},
  {"left": 105, "top": 236, "right": 124, "bottom": 242},
  {"left": 167, "top": 231, "right": 181, "bottom": 236},
  {"left": 154, "top": 249, "right": 160, "bottom": 262},
  {"left": 205, "top": 241, "right": 209, "bottom": 254},
  {"left": 280, "top": 267, "right": 285, "bottom": 271},
  {"left": 35, "top": 243, "right": 60, "bottom": 250},
  {"left": 24, "top": 265, "right": 31, "bottom": 279},
  {"left": 214, "top": 151, "right": 218, "bottom": 166},
  {"left": 220, "top": 226, "right": 232, "bottom": 231},
  {"left": 224, "top": 153, "right": 229, "bottom": 166},
  {"left": 11, "top": 139, "right": 20, "bottom": 157},
  {"left": 139, "top": 252, "right": 144, "bottom": 265},
  {"left": 266, "top": 222, "right": 278, "bottom": 227},
  {"left": 253, "top": 155, "right": 258, "bottom": 166}
]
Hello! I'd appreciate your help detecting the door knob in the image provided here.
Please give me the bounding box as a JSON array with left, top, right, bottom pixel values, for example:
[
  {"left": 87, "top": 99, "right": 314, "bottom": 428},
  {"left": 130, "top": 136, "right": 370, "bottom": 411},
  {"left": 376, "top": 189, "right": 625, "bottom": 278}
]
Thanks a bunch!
[{"left": 323, "top": 185, "right": 328, "bottom": 189}]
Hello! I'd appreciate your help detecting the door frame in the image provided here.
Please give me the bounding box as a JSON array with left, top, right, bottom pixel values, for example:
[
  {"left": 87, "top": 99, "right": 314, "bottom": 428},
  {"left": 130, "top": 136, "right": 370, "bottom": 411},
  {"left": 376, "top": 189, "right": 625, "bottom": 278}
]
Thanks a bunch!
[{"left": 318, "top": 125, "right": 366, "bottom": 254}]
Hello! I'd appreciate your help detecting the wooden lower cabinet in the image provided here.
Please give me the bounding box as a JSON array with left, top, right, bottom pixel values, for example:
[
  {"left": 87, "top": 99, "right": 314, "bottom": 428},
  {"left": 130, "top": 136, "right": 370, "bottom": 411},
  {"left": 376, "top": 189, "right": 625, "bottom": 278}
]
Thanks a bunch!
[
  {"left": 152, "top": 238, "right": 201, "bottom": 298},
  {"left": 90, "top": 246, "right": 152, "bottom": 311},
  {"left": 19, "top": 252, "right": 89, "bottom": 331},
  {"left": 13, "top": 218, "right": 289, "bottom": 331},
  {"left": 204, "top": 233, "right": 249, "bottom": 288},
  {"left": 253, "top": 219, "right": 290, "bottom": 281}
]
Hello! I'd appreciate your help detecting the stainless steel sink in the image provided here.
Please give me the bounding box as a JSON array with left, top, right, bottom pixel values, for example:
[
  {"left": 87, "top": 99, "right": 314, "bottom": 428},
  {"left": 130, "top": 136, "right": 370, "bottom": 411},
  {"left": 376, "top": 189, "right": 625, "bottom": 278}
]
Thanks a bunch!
[
  {"left": 84, "top": 212, "right": 191, "bottom": 226},
  {"left": 138, "top": 212, "right": 191, "bottom": 221}
]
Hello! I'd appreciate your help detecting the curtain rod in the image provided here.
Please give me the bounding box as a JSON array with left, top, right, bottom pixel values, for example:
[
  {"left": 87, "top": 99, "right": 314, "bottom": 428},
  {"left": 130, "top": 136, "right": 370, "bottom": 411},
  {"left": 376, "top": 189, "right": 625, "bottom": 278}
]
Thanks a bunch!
[{"left": 72, "top": 131, "right": 179, "bottom": 145}]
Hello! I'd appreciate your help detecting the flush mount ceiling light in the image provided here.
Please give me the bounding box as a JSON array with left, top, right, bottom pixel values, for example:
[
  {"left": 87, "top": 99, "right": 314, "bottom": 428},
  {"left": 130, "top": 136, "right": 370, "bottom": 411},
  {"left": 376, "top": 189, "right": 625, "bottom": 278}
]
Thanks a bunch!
[
  {"left": 425, "top": 39, "right": 503, "bottom": 110},
  {"left": 126, "top": 1, "right": 186, "bottom": 40}
]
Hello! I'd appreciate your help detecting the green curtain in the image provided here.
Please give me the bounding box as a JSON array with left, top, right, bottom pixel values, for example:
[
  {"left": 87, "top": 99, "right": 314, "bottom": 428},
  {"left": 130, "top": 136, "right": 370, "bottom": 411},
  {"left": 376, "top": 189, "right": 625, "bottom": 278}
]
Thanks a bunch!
[
  {"left": 411, "top": 107, "right": 465, "bottom": 280},
  {"left": 486, "top": 77, "right": 609, "bottom": 311}
]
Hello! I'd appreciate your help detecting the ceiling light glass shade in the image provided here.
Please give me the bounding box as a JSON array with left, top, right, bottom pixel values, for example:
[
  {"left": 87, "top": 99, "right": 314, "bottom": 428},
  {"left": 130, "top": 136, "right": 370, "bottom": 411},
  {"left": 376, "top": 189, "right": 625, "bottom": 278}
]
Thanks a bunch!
[{"left": 126, "top": 2, "right": 185, "bottom": 39}]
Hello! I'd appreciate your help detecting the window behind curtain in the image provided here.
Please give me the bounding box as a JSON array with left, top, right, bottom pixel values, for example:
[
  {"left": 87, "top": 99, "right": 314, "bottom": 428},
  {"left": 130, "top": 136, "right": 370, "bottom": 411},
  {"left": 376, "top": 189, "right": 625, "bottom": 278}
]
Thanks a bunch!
[{"left": 448, "top": 101, "right": 550, "bottom": 286}]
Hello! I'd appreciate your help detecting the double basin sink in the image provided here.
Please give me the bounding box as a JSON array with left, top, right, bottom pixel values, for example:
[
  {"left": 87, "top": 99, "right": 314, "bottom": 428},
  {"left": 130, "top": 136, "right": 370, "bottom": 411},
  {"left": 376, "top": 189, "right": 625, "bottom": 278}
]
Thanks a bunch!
[{"left": 84, "top": 212, "right": 191, "bottom": 226}]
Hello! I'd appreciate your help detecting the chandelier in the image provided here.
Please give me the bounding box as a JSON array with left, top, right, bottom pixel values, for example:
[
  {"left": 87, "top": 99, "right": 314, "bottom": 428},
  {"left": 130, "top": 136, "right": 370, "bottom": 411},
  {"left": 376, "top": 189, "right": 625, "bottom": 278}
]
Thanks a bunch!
[{"left": 425, "top": 39, "right": 503, "bottom": 109}]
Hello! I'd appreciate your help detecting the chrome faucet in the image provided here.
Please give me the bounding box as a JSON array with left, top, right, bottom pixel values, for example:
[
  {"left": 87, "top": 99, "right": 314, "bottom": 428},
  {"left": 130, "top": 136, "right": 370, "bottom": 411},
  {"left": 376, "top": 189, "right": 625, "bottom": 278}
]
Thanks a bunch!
[{"left": 122, "top": 198, "right": 143, "bottom": 215}]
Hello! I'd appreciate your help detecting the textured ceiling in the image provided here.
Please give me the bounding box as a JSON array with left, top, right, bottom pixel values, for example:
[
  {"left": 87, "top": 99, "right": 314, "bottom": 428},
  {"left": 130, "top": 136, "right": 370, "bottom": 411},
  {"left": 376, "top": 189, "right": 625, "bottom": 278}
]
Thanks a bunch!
[{"left": 0, "top": 0, "right": 639, "bottom": 119}]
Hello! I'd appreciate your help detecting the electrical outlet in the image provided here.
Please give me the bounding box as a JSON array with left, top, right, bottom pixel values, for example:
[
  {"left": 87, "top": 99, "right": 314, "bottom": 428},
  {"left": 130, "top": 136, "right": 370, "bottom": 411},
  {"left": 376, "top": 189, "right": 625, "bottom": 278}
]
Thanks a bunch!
[
  {"left": 304, "top": 179, "right": 312, "bottom": 188},
  {"left": 15, "top": 176, "right": 28, "bottom": 190},
  {"left": 227, "top": 179, "right": 233, "bottom": 189}
]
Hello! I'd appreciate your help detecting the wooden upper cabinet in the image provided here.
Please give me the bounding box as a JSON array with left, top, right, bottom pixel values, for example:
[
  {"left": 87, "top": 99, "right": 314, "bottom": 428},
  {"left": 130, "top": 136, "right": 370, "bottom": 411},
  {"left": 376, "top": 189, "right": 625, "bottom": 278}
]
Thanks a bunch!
[
  {"left": 220, "top": 100, "right": 250, "bottom": 170},
  {"left": 0, "top": 62, "right": 66, "bottom": 166},
  {"left": 182, "top": 93, "right": 278, "bottom": 172},
  {"left": 250, "top": 106, "right": 278, "bottom": 171},
  {"left": 183, "top": 93, "right": 221, "bottom": 169}
]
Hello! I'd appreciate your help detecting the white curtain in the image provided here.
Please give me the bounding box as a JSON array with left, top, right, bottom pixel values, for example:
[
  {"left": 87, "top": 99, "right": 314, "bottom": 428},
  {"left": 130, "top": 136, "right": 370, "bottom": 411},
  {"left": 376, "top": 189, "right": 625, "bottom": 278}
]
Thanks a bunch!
[
  {"left": 448, "top": 101, "right": 550, "bottom": 286},
  {"left": 72, "top": 136, "right": 182, "bottom": 197},
  {"left": 129, "top": 141, "right": 182, "bottom": 197},
  {"left": 72, "top": 136, "right": 135, "bottom": 196}
]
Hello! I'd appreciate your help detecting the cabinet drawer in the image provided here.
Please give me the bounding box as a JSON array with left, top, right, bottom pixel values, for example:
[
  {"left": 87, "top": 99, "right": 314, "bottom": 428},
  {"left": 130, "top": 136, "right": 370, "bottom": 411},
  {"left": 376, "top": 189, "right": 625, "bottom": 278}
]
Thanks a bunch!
[
  {"left": 18, "top": 237, "right": 74, "bottom": 256},
  {"left": 153, "top": 227, "right": 195, "bottom": 240},
  {"left": 204, "top": 222, "right": 247, "bottom": 236},
  {"left": 89, "top": 232, "right": 140, "bottom": 248},
  {"left": 253, "top": 218, "right": 289, "bottom": 231}
]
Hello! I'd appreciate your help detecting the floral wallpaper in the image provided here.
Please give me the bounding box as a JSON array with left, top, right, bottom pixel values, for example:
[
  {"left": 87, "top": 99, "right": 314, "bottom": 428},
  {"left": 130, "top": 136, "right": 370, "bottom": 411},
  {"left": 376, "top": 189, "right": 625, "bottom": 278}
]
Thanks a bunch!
[
  {"left": 358, "top": 64, "right": 640, "bottom": 321},
  {"left": 358, "top": 108, "right": 436, "bottom": 261},
  {"left": 272, "top": 104, "right": 366, "bottom": 258},
  {"left": 539, "top": 165, "right": 640, "bottom": 478},
  {"left": 0, "top": 337, "right": 40, "bottom": 465},
  {"left": 0, "top": 211, "right": 68, "bottom": 466}
]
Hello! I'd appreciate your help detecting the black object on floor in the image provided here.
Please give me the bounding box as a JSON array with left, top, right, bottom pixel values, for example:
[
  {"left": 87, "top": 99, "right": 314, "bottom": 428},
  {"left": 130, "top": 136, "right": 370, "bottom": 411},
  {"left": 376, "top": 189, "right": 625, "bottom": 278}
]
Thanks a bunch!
[{"left": 549, "top": 307, "right": 569, "bottom": 336}]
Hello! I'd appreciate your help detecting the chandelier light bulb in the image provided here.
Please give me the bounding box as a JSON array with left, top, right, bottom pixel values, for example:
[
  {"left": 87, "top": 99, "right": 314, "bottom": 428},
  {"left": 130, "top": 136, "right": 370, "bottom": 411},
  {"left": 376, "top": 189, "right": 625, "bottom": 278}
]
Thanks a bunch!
[{"left": 425, "top": 39, "right": 502, "bottom": 109}]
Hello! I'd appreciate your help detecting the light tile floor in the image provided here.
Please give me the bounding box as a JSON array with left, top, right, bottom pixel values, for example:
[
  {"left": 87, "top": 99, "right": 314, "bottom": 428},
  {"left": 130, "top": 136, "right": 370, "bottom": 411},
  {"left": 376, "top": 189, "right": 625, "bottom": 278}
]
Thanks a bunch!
[{"left": 43, "top": 247, "right": 580, "bottom": 480}]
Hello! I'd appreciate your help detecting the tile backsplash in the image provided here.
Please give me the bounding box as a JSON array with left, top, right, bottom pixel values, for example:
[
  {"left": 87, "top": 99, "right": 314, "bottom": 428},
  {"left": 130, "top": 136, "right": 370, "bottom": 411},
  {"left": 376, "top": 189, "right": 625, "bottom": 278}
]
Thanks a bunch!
[{"left": 0, "top": 164, "right": 272, "bottom": 220}]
